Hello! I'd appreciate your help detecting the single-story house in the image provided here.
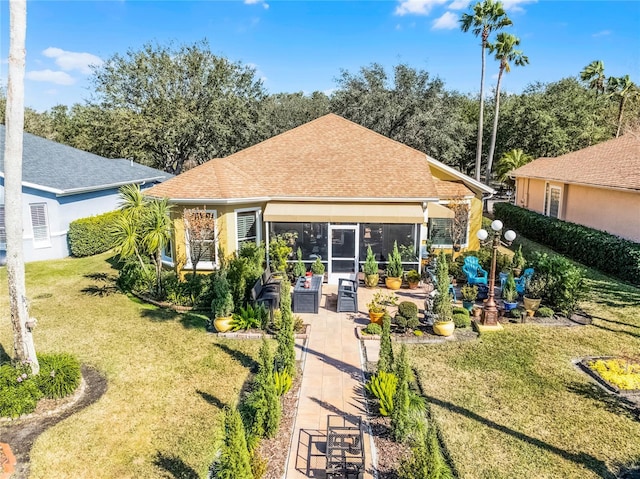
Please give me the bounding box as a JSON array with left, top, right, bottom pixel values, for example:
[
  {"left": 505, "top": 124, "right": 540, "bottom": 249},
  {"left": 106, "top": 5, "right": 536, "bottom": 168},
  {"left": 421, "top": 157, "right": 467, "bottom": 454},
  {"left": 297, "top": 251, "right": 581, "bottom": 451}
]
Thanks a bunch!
[
  {"left": 146, "top": 113, "right": 494, "bottom": 284},
  {"left": 511, "top": 134, "right": 640, "bottom": 243},
  {"left": 0, "top": 125, "right": 172, "bottom": 262}
]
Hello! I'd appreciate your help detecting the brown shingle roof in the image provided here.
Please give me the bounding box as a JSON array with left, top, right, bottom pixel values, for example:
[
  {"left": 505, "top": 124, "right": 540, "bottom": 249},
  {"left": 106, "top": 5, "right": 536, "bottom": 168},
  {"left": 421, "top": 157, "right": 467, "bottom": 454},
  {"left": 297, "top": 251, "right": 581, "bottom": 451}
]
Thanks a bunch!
[
  {"left": 511, "top": 135, "right": 640, "bottom": 192},
  {"left": 433, "top": 178, "right": 474, "bottom": 198},
  {"left": 147, "top": 114, "right": 442, "bottom": 201}
]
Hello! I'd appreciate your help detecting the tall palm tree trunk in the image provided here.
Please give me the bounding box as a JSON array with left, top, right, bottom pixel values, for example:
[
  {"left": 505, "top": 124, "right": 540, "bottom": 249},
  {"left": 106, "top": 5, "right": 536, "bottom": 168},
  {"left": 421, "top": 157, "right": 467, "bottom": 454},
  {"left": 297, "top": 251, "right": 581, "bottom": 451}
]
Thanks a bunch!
[
  {"left": 616, "top": 96, "right": 626, "bottom": 138},
  {"left": 5, "top": 0, "right": 39, "bottom": 374},
  {"left": 486, "top": 66, "right": 505, "bottom": 184},
  {"left": 475, "top": 40, "right": 487, "bottom": 182}
]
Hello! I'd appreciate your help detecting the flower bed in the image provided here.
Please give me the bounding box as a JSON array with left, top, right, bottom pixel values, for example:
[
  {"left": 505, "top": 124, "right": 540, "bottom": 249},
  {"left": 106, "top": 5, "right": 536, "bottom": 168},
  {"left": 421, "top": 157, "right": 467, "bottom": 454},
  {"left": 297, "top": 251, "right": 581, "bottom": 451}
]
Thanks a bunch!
[{"left": 585, "top": 357, "right": 640, "bottom": 392}]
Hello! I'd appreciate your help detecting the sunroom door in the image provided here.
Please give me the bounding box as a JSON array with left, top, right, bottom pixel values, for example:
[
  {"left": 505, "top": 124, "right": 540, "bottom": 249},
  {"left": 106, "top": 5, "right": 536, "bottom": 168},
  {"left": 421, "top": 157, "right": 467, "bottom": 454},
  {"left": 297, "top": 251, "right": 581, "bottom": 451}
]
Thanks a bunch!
[{"left": 328, "top": 225, "right": 358, "bottom": 285}]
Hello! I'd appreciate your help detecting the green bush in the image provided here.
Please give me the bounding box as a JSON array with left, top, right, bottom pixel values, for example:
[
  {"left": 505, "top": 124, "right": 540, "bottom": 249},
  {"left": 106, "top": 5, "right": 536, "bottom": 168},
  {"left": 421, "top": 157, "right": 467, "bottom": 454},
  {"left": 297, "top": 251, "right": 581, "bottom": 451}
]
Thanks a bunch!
[
  {"left": 213, "top": 407, "right": 253, "bottom": 479},
  {"left": 394, "top": 301, "right": 420, "bottom": 331},
  {"left": 0, "top": 362, "right": 43, "bottom": 418},
  {"left": 363, "top": 323, "right": 383, "bottom": 335},
  {"left": 365, "top": 371, "right": 397, "bottom": 416},
  {"left": 453, "top": 313, "right": 471, "bottom": 328},
  {"left": 536, "top": 306, "right": 555, "bottom": 318},
  {"left": 413, "top": 330, "right": 423, "bottom": 336},
  {"left": 494, "top": 202, "right": 640, "bottom": 285},
  {"left": 386, "top": 241, "right": 404, "bottom": 278},
  {"left": 116, "top": 257, "right": 156, "bottom": 294},
  {"left": 231, "top": 304, "right": 267, "bottom": 331},
  {"left": 452, "top": 306, "right": 470, "bottom": 317},
  {"left": 37, "top": 353, "right": 81, "bottom": 399},
  {"left": 273, "top": 369, "right": 292, "bottom": 396},
  {"left": 398, "top": 424, "right": 454, "bottom": 479},
  {"left": 275, "top": 277, "right": 296, "bottom": 378},
  {"left": 68, "top": 210, "right": 121, "bottom": 257},
  {"left": 211, "top": 271, "right": 234, "bottom": 318},
  {"left": 292, "top": 247, "right": 306, "bottom": 278},
  {"left": 378, "top": 314, "right": 394, "bottom": 374}
]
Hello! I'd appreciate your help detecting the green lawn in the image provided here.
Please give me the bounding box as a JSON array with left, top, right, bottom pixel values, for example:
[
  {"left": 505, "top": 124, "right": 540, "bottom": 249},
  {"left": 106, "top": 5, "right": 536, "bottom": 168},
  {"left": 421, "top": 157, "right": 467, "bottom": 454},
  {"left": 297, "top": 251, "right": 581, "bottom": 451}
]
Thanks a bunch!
[
  {"left": 410, "top": 239, "right": 640, "bottom": 479},
  {"left": 0, "top": 253, "right": 261, "bottom": 479}
]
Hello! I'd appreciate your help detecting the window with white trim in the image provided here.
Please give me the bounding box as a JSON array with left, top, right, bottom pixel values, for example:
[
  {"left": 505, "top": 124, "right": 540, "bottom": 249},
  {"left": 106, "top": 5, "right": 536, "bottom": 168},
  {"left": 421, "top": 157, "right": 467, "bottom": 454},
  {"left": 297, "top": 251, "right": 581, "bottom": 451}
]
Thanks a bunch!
[
  {"left": 544, "top": 184, "right": 561, "bottom": 219},
  {"left": 236, "top": 209, "right": 260, "bottom": 249},
  {"left": 0, "top": 205, "right": 5, "bottom": 250},
  {"left": 184, "top": 209, "right": 217, "bottom": 269},
  {"left": 30, "top": 203, "right": 50, "bottom": 247}
]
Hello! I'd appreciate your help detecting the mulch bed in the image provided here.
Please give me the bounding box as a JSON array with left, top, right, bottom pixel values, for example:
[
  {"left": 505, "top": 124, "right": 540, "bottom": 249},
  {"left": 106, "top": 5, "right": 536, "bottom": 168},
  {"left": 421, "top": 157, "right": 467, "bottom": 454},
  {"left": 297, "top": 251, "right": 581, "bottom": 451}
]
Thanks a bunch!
[{"left": 0, "top": 365, "right": 107, "bottom": 479}]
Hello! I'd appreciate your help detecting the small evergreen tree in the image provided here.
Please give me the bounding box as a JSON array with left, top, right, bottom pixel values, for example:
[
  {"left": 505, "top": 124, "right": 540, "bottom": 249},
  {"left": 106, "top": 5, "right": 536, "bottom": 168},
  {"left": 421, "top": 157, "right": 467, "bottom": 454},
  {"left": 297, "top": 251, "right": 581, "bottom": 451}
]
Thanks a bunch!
[
  {"left": 398, "top": 424, "right": 454, "bottom": 479},
  {"left": 391, "top": 344, "right": 411, "bottom": 442},
  {"left": 292, "top": 247, "right": 306, "bottom": 278},
  {"left": 215, "top": 407, "right": 253, "bottom": 479},
  {"left": 275, "top": 277, "right": 296, "bottom": 377},
  {"left": 433, "top": 251, "right": 453, "bottom": 322},
  {"left": 377, "top": 313, "right": 394, "bottom": 374}
]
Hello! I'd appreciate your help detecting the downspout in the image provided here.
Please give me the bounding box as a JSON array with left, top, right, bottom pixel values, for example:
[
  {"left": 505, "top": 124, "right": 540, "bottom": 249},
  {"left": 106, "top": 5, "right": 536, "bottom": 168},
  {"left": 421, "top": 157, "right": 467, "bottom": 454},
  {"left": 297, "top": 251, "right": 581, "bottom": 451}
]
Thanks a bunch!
[{"left": 265, "top": 221, "right": 270, "bottom": 269}]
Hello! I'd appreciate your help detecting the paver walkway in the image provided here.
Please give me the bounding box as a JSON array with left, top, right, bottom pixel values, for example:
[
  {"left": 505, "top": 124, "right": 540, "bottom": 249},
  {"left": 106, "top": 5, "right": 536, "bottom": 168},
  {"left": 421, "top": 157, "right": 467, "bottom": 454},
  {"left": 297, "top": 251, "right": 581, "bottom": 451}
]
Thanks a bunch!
[{"left": 285, "top": 285, "right": 375, "bottom": 478}]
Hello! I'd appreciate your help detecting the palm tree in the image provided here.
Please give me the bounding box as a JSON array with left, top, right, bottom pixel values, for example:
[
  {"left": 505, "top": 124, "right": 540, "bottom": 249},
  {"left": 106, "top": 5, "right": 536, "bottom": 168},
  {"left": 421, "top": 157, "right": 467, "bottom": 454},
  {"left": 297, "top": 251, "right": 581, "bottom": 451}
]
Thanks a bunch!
[
  {"left": 607, "top": 75, "right": 639, "bottom": 137},
  {"left": 495, "top": 148, "right": 533, "bottom": 186},
  {"left": 580, "top": 60, "right": 606, "bottom": 97},
  {"left": 486, "top": 33, "right": 529, "bottom": 183},
  {"left": 460, "top": 0, "right": 512, "bottom": 182},
  {"left": 4, "top": 0, "right": 39, "bottom": 374},
  {"left": 143, "top": 197, "right": 172, "bottom": 296}
]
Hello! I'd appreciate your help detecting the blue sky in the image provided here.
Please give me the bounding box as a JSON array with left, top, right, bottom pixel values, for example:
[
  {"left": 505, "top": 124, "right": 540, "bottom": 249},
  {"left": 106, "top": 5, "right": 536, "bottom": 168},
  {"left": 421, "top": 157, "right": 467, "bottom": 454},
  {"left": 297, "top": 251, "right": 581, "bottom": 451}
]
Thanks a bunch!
[{"left": 1, "top": 0, "right": 639, "bottom": 112}]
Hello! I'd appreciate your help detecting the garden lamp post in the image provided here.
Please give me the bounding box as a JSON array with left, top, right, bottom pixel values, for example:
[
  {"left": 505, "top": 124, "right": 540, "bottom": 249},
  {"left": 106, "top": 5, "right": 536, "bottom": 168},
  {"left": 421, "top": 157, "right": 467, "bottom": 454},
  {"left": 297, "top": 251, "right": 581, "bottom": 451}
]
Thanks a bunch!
[{"left": 476, "top": 220, "right": 516, "bottom": 326}]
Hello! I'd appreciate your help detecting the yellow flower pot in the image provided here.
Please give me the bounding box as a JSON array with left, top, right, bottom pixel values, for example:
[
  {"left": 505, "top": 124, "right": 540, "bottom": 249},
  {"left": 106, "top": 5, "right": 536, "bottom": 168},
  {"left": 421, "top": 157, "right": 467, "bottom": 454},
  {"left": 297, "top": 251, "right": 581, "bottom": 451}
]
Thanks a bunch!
[
  {"left": 385, "top": 277, "right": 402, "bottom": 290},
  {"left": 364, "top": 273, "right": 379, "bottom": 288},
  {"left": 213, "top": 316, "right": 234, "bottom": 333},
  {"left": 368, "top": 311, "right": 385, "bottom": 325},
  {"left": 433, "top": 321, "right": 455, "bottom": 337}
]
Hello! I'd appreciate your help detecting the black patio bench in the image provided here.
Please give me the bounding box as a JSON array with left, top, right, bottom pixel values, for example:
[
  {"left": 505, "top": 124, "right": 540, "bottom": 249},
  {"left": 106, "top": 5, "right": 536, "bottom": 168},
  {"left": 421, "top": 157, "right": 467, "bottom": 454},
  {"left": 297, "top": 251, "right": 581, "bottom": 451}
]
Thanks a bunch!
[{"left": 250, "top": 266, "right": 281, "bottom": 313}]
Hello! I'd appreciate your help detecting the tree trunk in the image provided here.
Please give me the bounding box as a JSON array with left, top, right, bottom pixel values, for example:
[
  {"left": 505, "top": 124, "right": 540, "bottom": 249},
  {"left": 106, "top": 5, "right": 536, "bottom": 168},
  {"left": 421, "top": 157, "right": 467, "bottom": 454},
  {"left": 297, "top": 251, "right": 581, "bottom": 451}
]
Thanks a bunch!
[
  {"left": 616, "top": 96, "right": 626, "bottom": 138},
  {"left": 486, "top": 65, "right": 505, "bottom": 184},
  {"left": 475, "top": 34, "right": 488, "bottom": 182},
  {"left": 5, "top": 0, "right": 39, "bottom": 374}
]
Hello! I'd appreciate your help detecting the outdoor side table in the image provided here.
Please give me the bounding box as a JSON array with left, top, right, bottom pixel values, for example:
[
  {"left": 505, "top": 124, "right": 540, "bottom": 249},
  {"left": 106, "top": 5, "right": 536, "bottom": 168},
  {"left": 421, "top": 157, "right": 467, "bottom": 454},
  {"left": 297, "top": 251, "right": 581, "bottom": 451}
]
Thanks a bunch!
[{"left": 293, "top": 276, "right": 323, "bottom": 314}]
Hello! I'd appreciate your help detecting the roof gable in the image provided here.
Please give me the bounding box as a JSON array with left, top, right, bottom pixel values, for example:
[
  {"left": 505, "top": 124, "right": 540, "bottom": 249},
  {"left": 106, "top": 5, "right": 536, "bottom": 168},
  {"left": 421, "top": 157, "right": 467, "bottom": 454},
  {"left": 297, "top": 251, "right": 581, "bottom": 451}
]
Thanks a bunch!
[
  {"left": 0, "top": 125, "right": 172, "bottom": 194},
  {"left": 511, "top": 135, "right": 640, "bottom": 192}
]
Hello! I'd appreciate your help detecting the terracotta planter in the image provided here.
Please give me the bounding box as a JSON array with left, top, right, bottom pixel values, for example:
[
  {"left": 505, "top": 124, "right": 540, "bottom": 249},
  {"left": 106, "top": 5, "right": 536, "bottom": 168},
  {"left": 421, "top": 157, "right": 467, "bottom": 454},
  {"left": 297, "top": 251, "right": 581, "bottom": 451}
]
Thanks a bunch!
[
  {"left": 368, "top": 310, "right": 385, "bottom": 325},
  {"left": 385, "top": 277, "right": 402, "bottom": 290},
  {"left": 364, "top": 273, "right": 379, "bottom": 288},
  {"left": 433, "top": 321, "right": 455, "bottom": 337},
  {"left": 523, "top": 296, "right": 541, "bottom": 311},
  {"left": 213, "top": 316, "right": 234, "bottom": 333},
  {"left": 0, "top": 443, "right": 16, "bottom": 479},
  {"left": 407, "top": 281, "right": 419, "bottom": 290}
]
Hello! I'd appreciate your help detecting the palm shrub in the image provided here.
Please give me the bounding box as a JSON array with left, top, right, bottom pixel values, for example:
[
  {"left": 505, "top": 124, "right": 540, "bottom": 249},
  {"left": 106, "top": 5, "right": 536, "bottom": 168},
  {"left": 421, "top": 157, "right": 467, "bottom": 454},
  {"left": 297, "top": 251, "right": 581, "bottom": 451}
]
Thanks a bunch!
[
  {"left": 433, "top": 251, "right": 453, "bottom": 322},
  {"left": 391, "top": 344, "right": 412, "bottom": 442},
  {"left": 365, "top": 370, "right": 398, "bottom": 416},
  {"left": 394, "top": 301, "right": 419, "bottom": 331},
  {"left": 386, "top": 241, "right": 404, "bottom": 278},
  {"left": 377, "top": 313, "right": 394, "bottom": 374},
  {"left": 231, "top": 304, "right": 267, "bottom": 331},
  {"left": 292, "top": 247, "right": 306, "bottom": 278},
  {"left": 213, "top": 407, "right": 253, "bottom": 479},
  {"left": 363, "top": 246, "right": 378, "bottom": 275},
  {"left": 275, "top": 277, "right": 296, "bottom": 377}
]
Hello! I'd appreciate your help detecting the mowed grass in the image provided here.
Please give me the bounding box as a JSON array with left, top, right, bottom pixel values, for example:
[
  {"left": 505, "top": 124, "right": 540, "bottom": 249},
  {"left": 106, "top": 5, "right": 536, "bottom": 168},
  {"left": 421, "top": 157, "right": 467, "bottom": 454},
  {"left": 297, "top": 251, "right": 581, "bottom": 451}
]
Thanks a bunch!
[
  {"left": 410, "top": 239, "right": 640, "bottom": 479},
  {"left": 0, "top": 253, "right": 262, "bottom": 479}
]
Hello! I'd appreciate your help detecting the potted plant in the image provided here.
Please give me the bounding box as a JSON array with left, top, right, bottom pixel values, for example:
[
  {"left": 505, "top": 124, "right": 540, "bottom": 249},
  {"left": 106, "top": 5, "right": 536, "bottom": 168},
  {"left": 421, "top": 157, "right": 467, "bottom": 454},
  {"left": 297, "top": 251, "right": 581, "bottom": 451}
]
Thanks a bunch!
[
  {"left": 367, "top": 291, "right": 398, "bottom": 324},
  {"left": 406, "top": 270, "right": 420, "bottom": 289},
  {"left": 523, "top": 276, "right": 545, "bottom": 312},
  {"left": 512, "top": 245, "right": 526, "bottom": 277},
  {"left": 311, "top": 257, "right": 325, "bottom": 278},
  {"left": 211, "top": 272, "right": 234, "bottom": 332},
  {"left": 292, "top": 247, "right": 307, "bottom": 279},
  {"left": 385, "top": 241, "right": 403, "bottom": 290},
  {"left": 432, "top": 251, "right": 455, "bottom": 336},
  {"left": 460, "top": 284, "right": 478, "bottom": 312},
  {"left": 501, "top": 272, "right": 518, "bottom": 312},
  {"left": 363, "top": 246, "right": 379, "bottom": 288}
]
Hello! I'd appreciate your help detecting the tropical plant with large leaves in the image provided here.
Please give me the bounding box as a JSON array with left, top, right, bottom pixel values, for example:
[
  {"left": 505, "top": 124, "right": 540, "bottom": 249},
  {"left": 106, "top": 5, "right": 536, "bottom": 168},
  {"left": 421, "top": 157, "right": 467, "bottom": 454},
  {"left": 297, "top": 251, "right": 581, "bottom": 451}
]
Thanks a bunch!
[
  {"left": 607, "top": 74, "right": 639, "bottom": 137},
  {"left": 485, "top": 33, "right": 529, "bottom": 183},
  {"left": 580, "top": 60, "right": 606, "bottom": 97},
  {"left": 495, "top": 148, "right": 533, "bottom": 186},
  {"left": 460, "top": 0, "right": 512, "bottom": 182}
]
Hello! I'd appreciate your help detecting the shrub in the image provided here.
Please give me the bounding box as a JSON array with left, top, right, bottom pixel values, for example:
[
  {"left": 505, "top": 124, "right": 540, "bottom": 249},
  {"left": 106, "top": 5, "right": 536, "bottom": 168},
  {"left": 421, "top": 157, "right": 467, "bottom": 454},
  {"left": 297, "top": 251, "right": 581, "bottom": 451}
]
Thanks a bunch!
[
  {"left": 453, "top": 313, "right": 471, "bottom": 328},
  {"left": 273, "top": 370, "right": 292, "bottom": 396},
  {"left": 394, "top": 301, "right": 419, "bottom": 331},
  {"left": 398, "top": 424, "right": 454, "bottom": 479},
  {"left": 460, "top": 285, "right": 478, "bottom": 302},
  {"left": 378, "top": 314, "right": 394, "bottom": 374},
  {"left": 365, "top": 371, "right": 397, "bottom": 416},
  {"left": 213, "top": 407, "right": 253, "bottom": 479},
  {"left": 391, "top": 345, "right": 411, "bottom": 442},
  {"left": 268, "top": 235, "right": 292, "bottom": 273},
  {"left": 496, "top": 251, "right": 513, "bottom": 275},
  {"left": 228, "top": 245, "right": 264, "bottom": 309},
  {"left": 510, "top": 307, "right": 526, "bottom": 320},
  {"left": 68, "top": 210, "right": 121, "bottom": 257},
  {"left": 494, "top": 202, "right": 640, "bottom": 285},
  {"left": 452, "top": 306, "right": 470, "bottom": 317},
  {"left": 433, "top": 251, "right": 453, "bottom": 322},
  {"left": 406, "top": 269, "right": 420, "bottom": 283},
  {"left": 363, "top": 323, "right": 383, "bottom": 335},
  {"left": 413, "top": 330, "right": 423, "bottom": 336},
  {"left": 386, "top": 241, "right": 404, "bottom": 278},
  {"left": 116, "top": 257, "right": 155, "bottom": 294},
  {"left": 502, "top": 272, "right": 518, "bottom": 303},
  {"left": 231, "top": 304, "right": 267, "bottom": 331},
  {"left": 363, "top": 245, "right": 379, "bottom": 276},
  {"left": 37, "top": 353, "right": 81, "bottom": 399},
  {"left": 536, "top": 306, "right": 555, "bottom": 318},
  {"left": 0, "top": 361, "right": 43, "bottom": 418},
  {"left": 292, "top": 247, "right": 306, "bottom": 278},
  {"left": 275, "top": 278, "right": 296, "bottom": 378},
  {"left": 512, "top": 245, "right": 526, "bottom": 270},
  {"left": 211, "top": 271, "right": 234, "bottom": 318},
  {"left": 311, "top": 257, "right": 325, "bottom": 275},
  {"left": 163, "top": 272, "right": 204, "bottom": 306}
]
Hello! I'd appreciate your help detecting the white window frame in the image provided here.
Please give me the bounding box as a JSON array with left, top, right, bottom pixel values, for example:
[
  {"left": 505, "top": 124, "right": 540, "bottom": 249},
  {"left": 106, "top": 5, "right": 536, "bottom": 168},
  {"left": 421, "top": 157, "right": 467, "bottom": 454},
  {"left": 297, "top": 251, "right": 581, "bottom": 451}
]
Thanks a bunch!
[
  {"left": 30, "top": 203, "right": 51, "bottom": 248},
  {"left": 184, "top": 209, "right": 218, "bottom": 270},
  {"left": 0, "top": 205, "right": 5, "bottom": 250},
  {"left": 428, "top": 200, "right": 471, "bottom": 249},
  {"left": 235, "top": 207, "right": 261, "bottom": 252},
  {"left": 544, "top": 183, "right": 562, "bottom": 219},
  {"left": 161, "top": 235, "right": 174, "bottom": 266}
]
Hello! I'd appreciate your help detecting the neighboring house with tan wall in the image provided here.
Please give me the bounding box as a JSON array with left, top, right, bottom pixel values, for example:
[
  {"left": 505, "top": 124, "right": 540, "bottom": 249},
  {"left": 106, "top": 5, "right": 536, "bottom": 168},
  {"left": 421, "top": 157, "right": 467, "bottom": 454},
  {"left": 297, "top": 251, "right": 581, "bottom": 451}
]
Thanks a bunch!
[
  {"left": 511, "top": 134, "right": 640, "bottom": 243},
  {"left": 146, "top": 114, "right": 494, "bottom": 283}
]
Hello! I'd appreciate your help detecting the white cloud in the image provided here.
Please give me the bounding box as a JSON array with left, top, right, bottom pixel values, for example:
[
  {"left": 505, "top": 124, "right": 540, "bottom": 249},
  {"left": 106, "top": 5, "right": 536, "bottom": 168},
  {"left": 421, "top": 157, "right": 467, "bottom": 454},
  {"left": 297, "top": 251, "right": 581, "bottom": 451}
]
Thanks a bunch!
[
  {"left": 592, "top": 30, "right": 612, "bottom": 37},
  {"left": 42, "top": 47, "right": 103, "bottom": 74},
  {"left": 44, "top": 89, "right": 58, "bottom": 95},
  {"left": 448, "top": 0, "right": 468, "bottom": 9},
  {"left": 26, "top": 69, "right": 75, "bottom": 85},
  {"left": 395, "top": 0, "right": 447, "bottom": 16},
  {"left": 501, "top": 0, "right": 537, "bottom": 13},
  {"left": 432, "top": 11, "right": 459, "bottom": 30},
  {"left": 244, "top": 0, "right": 269, "bottom": 9}
]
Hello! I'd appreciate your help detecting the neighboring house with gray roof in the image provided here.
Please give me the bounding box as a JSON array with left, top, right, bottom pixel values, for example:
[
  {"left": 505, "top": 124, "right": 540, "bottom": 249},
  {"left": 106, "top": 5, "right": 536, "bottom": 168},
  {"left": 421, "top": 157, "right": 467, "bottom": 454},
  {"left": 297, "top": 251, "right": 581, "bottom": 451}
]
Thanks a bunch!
[{"left": 0, "top": 125, "right": 172, "bottom": 262}]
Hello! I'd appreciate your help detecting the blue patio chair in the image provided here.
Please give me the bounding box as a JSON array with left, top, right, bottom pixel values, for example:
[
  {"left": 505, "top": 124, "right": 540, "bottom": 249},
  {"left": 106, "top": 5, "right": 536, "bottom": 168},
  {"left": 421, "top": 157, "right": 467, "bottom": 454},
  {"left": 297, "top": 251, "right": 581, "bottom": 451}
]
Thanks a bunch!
[
  {"left": 514, "top": 268, "right": 534, "bottom": 295},
  {"left": 462, "top": 256, "right": 488, "bottom": 286}
]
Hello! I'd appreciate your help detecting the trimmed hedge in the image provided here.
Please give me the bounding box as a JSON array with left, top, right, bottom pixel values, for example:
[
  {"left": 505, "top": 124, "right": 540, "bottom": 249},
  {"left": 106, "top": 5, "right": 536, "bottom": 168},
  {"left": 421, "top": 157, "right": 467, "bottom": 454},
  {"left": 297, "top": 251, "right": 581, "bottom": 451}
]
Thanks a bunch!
[
  {"left": 493, "top": 202, "right": 640, "bottom": 285},
  {"left": 68, "top": 210, "right": 121, "bottom": 257}
]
